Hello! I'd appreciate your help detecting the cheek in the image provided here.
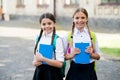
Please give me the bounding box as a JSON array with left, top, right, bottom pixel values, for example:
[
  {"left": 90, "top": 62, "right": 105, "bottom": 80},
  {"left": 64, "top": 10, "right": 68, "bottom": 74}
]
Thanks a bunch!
[
  {"left": 84, "top": 19, "right": 87, "bottom": 23},
  {"left": 75, "top": 21, "right": 79, "bottom": 24},
  {"left": 41, "top": 26, "right": 45, "bottom": 30},
  {"left": 49, "top": 27, "right": 53, "bottom": 30},
  {"left": 73, "top": 20, "right": 78, "bottom": 25}
]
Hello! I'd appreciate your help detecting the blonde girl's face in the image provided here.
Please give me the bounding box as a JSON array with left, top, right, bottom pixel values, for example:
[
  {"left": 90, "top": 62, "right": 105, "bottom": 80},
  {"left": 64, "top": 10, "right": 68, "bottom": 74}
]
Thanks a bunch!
[
  {"left": 73, "top": 11, "right": 88, "bottom": 30},
  {"left": 41, "top": 18, "right": 55, "bottom": 34}
]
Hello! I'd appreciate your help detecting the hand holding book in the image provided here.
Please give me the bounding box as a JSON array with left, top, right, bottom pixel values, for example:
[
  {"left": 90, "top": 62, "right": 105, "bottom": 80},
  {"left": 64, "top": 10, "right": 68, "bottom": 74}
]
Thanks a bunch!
[
  {"left": 70, "top": 48, "right": 80, "bottom": 58},
  {"left": 33, "top": 58, "right": 42, "bottom": 67},
  {"left": 75, "top": 43, "right": 90, "bottom": 64},
  {"left": 66, "top": 47, "right": 80, "bottom": 59},
  {"left": 85, "top": 46, "right": 94, "bottom": 55},
  {"left": 35, "top": 52, "right": 44, "bottom": 61}
]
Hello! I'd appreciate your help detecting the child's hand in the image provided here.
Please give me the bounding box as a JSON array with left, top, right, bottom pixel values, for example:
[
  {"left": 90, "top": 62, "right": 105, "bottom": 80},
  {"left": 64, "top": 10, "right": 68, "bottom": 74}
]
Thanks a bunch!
[
  {"left": 85, "top": 46, "right": 93, "bottom": 54},
  {"left": 33, "top": 60, "right": 42, "bottom": 66},
  {"left": 71, "top": 48, "right": 80, "bottom": 55},
  {"left": 35, "top": 52, "right": 44, "bottom": 61},
  {"left": 65, "top": 48, "right": 80, "bottom": 59}
]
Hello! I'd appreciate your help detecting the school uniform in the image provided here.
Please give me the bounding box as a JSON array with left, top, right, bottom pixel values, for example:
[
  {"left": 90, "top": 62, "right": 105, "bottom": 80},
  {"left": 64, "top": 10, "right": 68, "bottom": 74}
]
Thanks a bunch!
[
  {"left": 33, "top": 32, "right": 64, "bottom": 80},
  {"left": 62, "top": 27, "right": 101, "bottom": 80}
]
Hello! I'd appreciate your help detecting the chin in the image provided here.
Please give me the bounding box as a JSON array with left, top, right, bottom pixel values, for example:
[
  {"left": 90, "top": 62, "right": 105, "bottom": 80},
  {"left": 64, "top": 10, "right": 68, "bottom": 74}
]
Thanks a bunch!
[{"left": 76, "top": 26, "right": 84, "bottom": 29}]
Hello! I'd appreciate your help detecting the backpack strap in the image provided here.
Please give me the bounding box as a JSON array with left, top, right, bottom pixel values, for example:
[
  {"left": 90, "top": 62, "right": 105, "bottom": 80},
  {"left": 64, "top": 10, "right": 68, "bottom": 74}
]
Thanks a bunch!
[
  {"left": 90, "top": 31, "right": 96, "bottom": 44},
  {"left": 35, "top": 35, "right": 39, "bottom": 43},
  {"left": 52, "top": 34, "right": 59, "bottom": 48},
  {"left": 52, "top": 34, "right": 59, "bottom": 60},
  {"left": 67, "top": 32, "right": 72, "bottom": 44}
]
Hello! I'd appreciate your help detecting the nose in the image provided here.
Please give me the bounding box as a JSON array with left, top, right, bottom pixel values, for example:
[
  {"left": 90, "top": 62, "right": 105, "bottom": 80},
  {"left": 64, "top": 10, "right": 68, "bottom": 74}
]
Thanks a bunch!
[
  {"left": 44, "top": 24, "right": 49, "bottom": 28},
  {"left": 78, "top": 18, "right": 82, "bottom": 22}
]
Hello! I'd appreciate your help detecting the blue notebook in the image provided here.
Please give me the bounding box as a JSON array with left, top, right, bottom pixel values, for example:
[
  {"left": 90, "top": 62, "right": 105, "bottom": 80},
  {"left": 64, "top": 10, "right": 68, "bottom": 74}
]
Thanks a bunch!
[
  {"left": 75, "top": 43, "right": 90, "bottom": 64},
  {"left": 39, "top": 44, "right": 53, "bottom": 64}
]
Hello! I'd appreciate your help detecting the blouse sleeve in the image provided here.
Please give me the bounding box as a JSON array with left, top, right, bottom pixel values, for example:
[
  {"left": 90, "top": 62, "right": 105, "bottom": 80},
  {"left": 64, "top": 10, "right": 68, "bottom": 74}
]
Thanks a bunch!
[
  {"left": 60, "top": 33, "right": 69, "bottom": 54},
  {"left": 55, "top": 37, "right": 64, "bottom": 62},
  {"left": 94, "top": 35, "right": 101, "bottom": 56}
]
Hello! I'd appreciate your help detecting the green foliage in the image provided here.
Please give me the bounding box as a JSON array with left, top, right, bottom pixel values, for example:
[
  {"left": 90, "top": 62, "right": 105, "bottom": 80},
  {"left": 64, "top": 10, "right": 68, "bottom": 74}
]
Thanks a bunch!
[{"left": 100, "top": 47, "right": 120, "bottom": 58}]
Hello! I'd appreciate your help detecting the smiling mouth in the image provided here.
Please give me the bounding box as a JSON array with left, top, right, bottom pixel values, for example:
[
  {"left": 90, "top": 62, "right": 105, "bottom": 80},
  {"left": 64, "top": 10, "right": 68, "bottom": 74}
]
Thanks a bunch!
[
  {"left": 76, "top": 22, "right": 85, "bottom": 25},
  {"left": 44, "top": 27, "right": 52, "bottom": 31}
]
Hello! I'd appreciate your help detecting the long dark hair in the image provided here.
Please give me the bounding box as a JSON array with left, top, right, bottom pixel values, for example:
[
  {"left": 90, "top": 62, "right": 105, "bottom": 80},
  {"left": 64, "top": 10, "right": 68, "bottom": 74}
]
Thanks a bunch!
[
  {"left": 34, "top": 13, "right": 56, "bottom": 54},
  {"left": 70, "top": 8, "right": 94, "bottom": 49}
]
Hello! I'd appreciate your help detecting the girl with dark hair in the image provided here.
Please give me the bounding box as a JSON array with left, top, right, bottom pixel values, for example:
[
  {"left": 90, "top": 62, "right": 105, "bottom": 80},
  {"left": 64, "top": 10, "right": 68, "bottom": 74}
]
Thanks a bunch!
[
  {"left": 32, "top": 13, "right": 64, "bottom": 80},
  {"left": 62, "top": 8, "right": 101, "bottom": 80}
]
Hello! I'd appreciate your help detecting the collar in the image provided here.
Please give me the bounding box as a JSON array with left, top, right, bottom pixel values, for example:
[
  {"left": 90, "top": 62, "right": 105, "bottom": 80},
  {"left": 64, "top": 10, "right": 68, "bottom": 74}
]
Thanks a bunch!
[
  {"left": 74, "top": 27, "right": 88, "bottom": 35},
  {"left": 42, "top": 31, "right": 53, "bottom": 37}
]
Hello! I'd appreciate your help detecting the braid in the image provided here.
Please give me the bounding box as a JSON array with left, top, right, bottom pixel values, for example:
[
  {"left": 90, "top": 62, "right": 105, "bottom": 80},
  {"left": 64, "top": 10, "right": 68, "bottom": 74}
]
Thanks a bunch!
[
  {"left": 34, "top": 29, "right": 43, "bottom": 54},
  {"left": 70, "top": 22, "right": 75, "bottom": 48},
  {"left": 86, "top": 23, "right": 94, "bottom": 49},
  {"left": 51, "top": 27, "right": 56, "bottom": 45},
  {"left": 71, "top": 22, "right": 75, "bottom": 36}
]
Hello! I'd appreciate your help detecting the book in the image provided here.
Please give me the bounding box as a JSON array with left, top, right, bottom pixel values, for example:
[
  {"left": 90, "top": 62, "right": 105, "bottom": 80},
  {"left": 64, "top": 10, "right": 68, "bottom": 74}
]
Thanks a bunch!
[
  {"left": 39, "top": 44, "right": 53, "bottom": 64},
  {"left": 75, "top": 43, "right": 90, "bottom": 64}
]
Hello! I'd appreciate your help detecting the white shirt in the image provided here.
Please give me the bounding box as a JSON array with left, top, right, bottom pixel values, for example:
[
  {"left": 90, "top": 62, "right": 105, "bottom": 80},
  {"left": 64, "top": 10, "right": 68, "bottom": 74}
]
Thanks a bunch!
[
  {"left": 37, "top": 32, "right": 64, "bottom": 62},
  {"left": 62, "top": 27, "right": 101, "bottom": 63}
]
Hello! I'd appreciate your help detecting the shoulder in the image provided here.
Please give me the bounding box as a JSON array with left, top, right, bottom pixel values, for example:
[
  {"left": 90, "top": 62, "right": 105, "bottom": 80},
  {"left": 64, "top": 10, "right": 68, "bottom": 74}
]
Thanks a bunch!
[
  {"left": 35, "top": 35, "right": 39, "bottom": 42},
  {"left": 56, "top": 36, "right": 62, "bottom": 42},
  {"left": 53, "top": 34, "right": 61, "bottom": 45}
]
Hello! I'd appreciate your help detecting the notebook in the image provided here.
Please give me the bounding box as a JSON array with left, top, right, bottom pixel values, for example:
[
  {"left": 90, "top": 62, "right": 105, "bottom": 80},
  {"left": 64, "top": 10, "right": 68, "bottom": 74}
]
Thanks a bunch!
[
  {"left": 39, "top": 44, "right": 53, "bottom": 64},
  {"left": 75, "top": 43, "right": 90, "bottom": 64}
]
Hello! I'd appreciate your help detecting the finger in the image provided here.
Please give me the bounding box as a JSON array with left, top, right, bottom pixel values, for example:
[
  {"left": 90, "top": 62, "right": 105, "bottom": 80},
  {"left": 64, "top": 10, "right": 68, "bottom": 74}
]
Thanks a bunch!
[
  {"left": 85, "top": 49, "right": 89, "bottom": 53},
  {"left": 35, "top": 62, "right": 42, "bottom": 66}
]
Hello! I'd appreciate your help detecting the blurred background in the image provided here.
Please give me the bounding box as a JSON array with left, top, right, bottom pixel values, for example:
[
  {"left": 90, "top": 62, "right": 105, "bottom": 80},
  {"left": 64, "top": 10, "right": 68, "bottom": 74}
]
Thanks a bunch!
[
  {"left": 0, "top": 0, "right": 120, "bottom": 80},
  {"left": 0, "top": 0, "right": 120, "bottom": 32}
]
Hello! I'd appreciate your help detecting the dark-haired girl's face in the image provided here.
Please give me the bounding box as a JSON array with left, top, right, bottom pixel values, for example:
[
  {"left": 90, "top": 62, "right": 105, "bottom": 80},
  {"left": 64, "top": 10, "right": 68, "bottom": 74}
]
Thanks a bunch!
[
  {"left": 41, "top": 18, "right": 55, "bottom": 34},
  {"left": 73, "top": 11, "right": 88, "bottom": 30}
]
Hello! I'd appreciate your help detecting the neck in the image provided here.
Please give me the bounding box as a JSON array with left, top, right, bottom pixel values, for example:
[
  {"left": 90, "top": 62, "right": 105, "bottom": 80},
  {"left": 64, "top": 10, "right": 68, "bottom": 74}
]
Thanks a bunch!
[
  {"left": 78, "top": 27, "right": 84, "bottom": 32},
  {"left": 43, "top": 31, "right": 48, "bottom": 36}
]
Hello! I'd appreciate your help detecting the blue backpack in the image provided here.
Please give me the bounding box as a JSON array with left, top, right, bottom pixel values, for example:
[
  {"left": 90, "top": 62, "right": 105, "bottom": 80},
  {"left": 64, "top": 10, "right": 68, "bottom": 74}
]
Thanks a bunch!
[{"left": 52, "top": 34, "right": 66, "bottom": 78}]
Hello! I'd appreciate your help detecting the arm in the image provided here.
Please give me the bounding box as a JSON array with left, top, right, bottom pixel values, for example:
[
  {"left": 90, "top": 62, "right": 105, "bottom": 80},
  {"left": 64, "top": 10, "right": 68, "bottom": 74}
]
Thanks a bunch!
[
  {"left": 85, "top": 46, "right": 100, "bottom": 60},
  {"left": 33, "top": 55, "right": 42, "bottom": 67},
  {"left": 41, "top": 57, "right": 63, "bottom": 68},
  {"left": 86, "top": 37, "right": 101, "bottom": 60}
]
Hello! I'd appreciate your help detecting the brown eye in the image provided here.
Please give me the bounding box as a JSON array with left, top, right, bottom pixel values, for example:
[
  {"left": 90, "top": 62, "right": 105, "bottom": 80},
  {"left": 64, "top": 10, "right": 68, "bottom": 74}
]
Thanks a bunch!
[
  {"left": 48, "top": 22, "right": 52, "bottom": 25},
  {"left": 42, "top": 23, "right": 46, "bottom": 26},
  {"left": 81, "top": 17, "right": 85, "bottom": 19},
  {"left": 75, "top": 17, "right": 79, "bottom": 19}
]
